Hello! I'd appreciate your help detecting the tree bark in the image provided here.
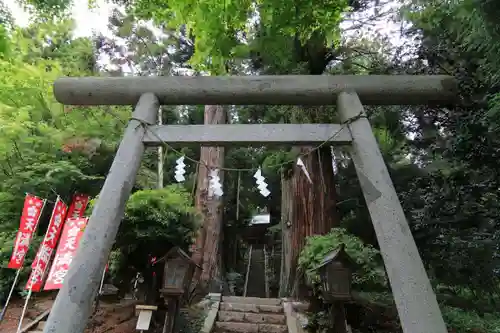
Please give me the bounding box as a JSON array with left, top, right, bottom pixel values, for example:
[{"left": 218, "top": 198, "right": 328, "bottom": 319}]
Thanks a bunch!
[
  {"left": 191, "top": 105, "right": 226, "bottom": 291},
  {"left": 287, "top": 147, "right": 340, "bottom": 296}
]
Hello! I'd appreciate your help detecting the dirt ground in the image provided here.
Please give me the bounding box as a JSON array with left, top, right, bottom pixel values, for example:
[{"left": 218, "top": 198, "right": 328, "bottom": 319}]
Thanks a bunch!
[
  {"left": 0, "top": 293, "right": 54, "bottom": 333},
  {"left": 84, "top": 299, "right": 138, "bottom": 333},
  {"left": 0, "top": 294, "right": 137, "bottom": 333}
]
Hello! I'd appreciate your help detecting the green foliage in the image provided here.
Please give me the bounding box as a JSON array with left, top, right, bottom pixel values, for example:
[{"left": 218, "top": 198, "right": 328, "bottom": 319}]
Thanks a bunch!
[
  {"left": 353, "top": 292, "right": 500, "bottom": 332},
  {"left": 0, "top": 18, "right": 129, "bottom": 301},
  {"left": 441, "top": 306, "right": 500, "bottom": 333},
  {"left": 132, "top": 0, "right": 350, "bottom": 73},
  {"left": 17, "top": 0, "right": 73, "bottom": 17},
  {"left": 176, "top": 307, "right": 207, "bottom": 333},
  {"left": 107, "top": 186, "right": 199, "bottom": 287},
  {"left": 0, "top": 36, "right": 123, "bottom": 198},
  {"left": 0, "top": 24, "right": 8, "bottom": 56},
  {"left": 0, "top": 231, "right": 42, "bottom": 302},
  {"left": 0, "top": 231, "right": 20, "bottom": 300},
  {"left": 405, "top": 0, "right": 500, "bottom": 85},
  {"left": 298, "top": 228, "right": 387, "bottom": 288},
  {"left": 262, "top": 150, "right": 296, "bottom": 176},
  {"left": 389, "top": 0, "right": 500, "bottom": 296},
  {"left": 305, "top": 310, "right": 332, "bottom": 333},
  {"left": 120, "top": 185, "right": 199, "bottom": 247}
]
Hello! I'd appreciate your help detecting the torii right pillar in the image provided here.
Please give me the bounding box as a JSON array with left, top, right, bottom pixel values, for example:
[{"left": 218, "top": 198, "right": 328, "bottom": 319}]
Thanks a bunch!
[{"left": 337, "top": 91, "right": 448, "bottom": 333}]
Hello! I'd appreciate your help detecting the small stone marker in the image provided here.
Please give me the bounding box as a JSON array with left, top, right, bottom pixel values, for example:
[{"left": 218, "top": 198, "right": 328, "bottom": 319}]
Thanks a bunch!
[{"left": 135, "top": 305, "right": 158, "bottom": 331}]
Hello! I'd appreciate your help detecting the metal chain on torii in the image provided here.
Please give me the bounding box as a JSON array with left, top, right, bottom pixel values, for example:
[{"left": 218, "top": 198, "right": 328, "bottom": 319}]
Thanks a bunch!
[{"left": 42, "top": 75, "right": 456, "bottom": 333}]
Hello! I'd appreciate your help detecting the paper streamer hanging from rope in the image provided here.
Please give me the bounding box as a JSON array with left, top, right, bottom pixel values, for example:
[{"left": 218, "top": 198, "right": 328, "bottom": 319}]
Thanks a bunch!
[
  {"left": 254, "top": 168, "right": 270, "bottom": 197},
  {"left": 330, "top": 146, "right": 338, "bottom": 175},
  {"left": 174, "top": 156, "right": 186, "bottom": 182},
  {"left": 296, "top": 157, "right": 312, "bottom": 184},
  {"left": 209, "top": 169, "right": 223, "bottom": 197},
  {"left": 171, "top": 153, "right": 327, "bottom": 198}
]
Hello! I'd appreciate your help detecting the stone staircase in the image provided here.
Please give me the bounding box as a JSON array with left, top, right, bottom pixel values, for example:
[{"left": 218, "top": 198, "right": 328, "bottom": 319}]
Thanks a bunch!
[
  {"left": 214, "top": 296, "right": 288, "bottom": 333},
  {"left": 246, "top": 249, "right": 266, "bottom": 298}
]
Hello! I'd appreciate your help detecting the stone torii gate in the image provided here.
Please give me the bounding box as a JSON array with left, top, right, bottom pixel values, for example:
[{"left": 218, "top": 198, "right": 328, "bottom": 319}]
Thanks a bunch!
[{"left": 44, "top": 75, "right": 456, "bottom": 333}]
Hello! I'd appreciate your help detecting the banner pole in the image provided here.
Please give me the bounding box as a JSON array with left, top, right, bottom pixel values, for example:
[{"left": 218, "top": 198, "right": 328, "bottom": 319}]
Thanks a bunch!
[
  {"left": 34, "top": 199, "right": 48, "bottom": 235},
  {"left": 98, "top": 265, "right": 106, "bottom": 295},
  {"left": 16, "top": 289, "right": 32, "bottom": 333},
  {"left": 0, "top": 268, "right": 22, "bottom": 322},
  {"left": 93, "top": 264, "right": 107, "bottom": 316},
  {"left": 17, "top": 197, "right": 58, "bottom": 333},
  {"left": 2, "top": 197, "right": 47, "bottom": 324}
]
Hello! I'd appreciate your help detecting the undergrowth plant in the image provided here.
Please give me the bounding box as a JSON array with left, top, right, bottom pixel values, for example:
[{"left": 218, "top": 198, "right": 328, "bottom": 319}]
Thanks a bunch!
[{"left": 298, "top": 227, "right": 387, "bottom": 289}]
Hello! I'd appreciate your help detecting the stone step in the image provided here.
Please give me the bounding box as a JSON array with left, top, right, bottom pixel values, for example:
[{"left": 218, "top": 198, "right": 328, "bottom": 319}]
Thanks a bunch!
[
  {"left": 222, "top": 296, "right": 282, "bottom": 306},
  {"left": 218, "top": 311, "right": 286, "bottom": 324},
  {"left": 220, "top": 303, "right": 283, "bottom": 314},
  {"left": 215, "top": 322, "right": 287, "bottom": 333}
]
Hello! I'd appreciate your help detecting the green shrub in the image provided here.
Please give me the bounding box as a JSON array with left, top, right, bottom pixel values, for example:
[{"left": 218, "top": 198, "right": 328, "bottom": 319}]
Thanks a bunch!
[
  {"left": 298, "top": 227, "right": 387, "bottom": 289},
  {"left": 442, "top": 306, "right": 500, "bottom": 333}
]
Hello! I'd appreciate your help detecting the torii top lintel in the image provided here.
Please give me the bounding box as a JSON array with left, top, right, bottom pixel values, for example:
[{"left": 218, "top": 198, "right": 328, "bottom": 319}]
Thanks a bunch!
[{"left": 54, "top": 75, "right": 457, "bottom": 106}]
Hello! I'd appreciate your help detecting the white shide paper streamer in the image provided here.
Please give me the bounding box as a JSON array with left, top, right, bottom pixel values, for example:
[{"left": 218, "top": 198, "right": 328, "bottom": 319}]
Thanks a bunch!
[
  {"left": 296, "top": 157, "right": 312, "bottom": 184},
  {"left": 174, "top": 156, "right": 186, "bottom": 182},
  {"left": 254, "top": 168, "right": 271, "bottom": 197},
  {"left": 209, "top": 169, "right": 223, "bottom": 197}
]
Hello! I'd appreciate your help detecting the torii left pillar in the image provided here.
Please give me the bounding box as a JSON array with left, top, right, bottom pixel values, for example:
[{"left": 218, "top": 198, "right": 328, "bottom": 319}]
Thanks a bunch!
[{"left": 43, "top": 93, "right": 159, "bottom": 333}]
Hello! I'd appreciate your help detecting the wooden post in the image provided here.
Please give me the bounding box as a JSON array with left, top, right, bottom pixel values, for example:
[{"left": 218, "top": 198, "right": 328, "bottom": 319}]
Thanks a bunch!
[
  {"left": 163, "top": 297, "right": 179, "bottom": 333},
  {"left": 243, "top": 245, "right": 252, "bottom": 297},
  {"left": 336, "top": 91, "right": 447, "bottom": 333},
  {"left": 329, "top": 303, "right": 347, "bottom": 333},
  {"left": 158, "top": 106, "right": 164, "bottom": 189},
  {"left": 43, "top": 94, "right": 159, "bottom": 333}
]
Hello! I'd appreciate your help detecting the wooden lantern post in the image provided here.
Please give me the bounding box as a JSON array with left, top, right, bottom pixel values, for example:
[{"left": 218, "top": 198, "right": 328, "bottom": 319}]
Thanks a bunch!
[
  {"left": 156, "top": 247, "right": 201, "bottom": 333},
  {"left": 314, "top": 244, "right": 355, "bottom": 333}
]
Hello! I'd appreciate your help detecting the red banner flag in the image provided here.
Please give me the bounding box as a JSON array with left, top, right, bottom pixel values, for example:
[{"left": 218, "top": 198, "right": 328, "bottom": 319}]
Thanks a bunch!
[
  {"left": 26, "top": 198, "right": 67, "bottom": 292},
  {"left": 44, "top": 217, "right": 88, "bottom": 290},
  {"left": 7, "top": 195, "right": 45, "bottom": 269},
  {"left": 66, "top": 194, "right": 90, "bottom": 219}
]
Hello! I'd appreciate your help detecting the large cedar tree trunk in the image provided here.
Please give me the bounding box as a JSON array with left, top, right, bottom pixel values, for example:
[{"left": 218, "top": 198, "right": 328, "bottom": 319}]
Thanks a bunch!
[
  {"left": 279, "top": 35, "right": 341, "bottom": 296},
  {"left": 191, "top": 105, "right": 226, "bottom": 293},
  {"left": 284, "top": 147, "right": 339, "bottom": 296}
]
